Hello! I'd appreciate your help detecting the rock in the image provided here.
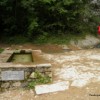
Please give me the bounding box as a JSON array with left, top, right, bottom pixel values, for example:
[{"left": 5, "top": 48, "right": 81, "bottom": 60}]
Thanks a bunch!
[
  {"left": 45, "top": 72, "right": 52, "bottom": 77},
  {"left": 25, "top": 72, "right": 30, "bottom": 79},
  {"left": 35, "top": 67, "right": 44, "bottom": 72},
  {"left": 95, "top": 43, "right": 100, "bottom": 48},
  {"left": 36, "top": 67, "right": 51, "bottom": 73},
  {"left": 37, "top": 64, "right": 51, "bottom": 68},
  {"left": 12, "top": 82, "right": 21, "bottom": 87},
  {"left": 6, "top": 48, "right": 10, "bottom": 50},
  {"left": 21, "top": 82, "right": 28, "bottom": 87},
  {"left": 19, "top": 45, "right": 23, "bottom": 48},
  {"left": 61, "top": 45, "right": 70, "bottom": 50},
  {"left": 27, "top": 79, "right": 32, "bottom": 82},
  {"left": 67, "top": 45, "right": 81, "bottom": 50},
  {"left": 70, "top": 35, "right": 100, "bottom": 48},
  {"left": 44, "top": 67, "right": 52, "bottom": 72},
  {"left": 35, "top": 81, "right": 69, "bottom": 94},
  {"left": 1, "top": 82, "right": 10, "bottom": 88},
  {"left": 30, "top": 72, "right": 36, "bottom": 78}
]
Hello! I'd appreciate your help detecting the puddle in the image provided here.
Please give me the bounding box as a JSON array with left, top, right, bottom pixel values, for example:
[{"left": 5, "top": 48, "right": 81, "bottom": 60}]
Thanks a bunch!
[
  {"left": 8, "top": 53, "right": 33, "bottom": 63},
  {"left": 7, "top": 50, "right": 33, "bottom": 63}
]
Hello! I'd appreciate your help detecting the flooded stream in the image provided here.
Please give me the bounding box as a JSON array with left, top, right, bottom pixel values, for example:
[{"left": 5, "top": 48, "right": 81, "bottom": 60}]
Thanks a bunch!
[{"left": 0, "top": 44, "right": 100, "bottom": 100}]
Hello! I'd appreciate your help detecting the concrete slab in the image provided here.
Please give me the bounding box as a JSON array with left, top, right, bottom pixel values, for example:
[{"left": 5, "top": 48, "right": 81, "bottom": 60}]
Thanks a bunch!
[
  {"left": 35, "top": 81, "right": 69, "bottom": 94},
  {"left": 1, "top": 71, "right": 24, "bottom": 81}
]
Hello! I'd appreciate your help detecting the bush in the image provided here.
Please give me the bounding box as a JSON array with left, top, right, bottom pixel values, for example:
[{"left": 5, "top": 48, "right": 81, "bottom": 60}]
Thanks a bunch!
[
  {"left": 33, "top": 33, "right": 86, "bottom": 44},
  {"left": 0, "top": 48, "right": 4, "bottom": 53},
  {"left": 0, "top": 0, "right": 98, "bottom": 40},
  {"left": 28, "top": 71, "right": 52, "bottom": 89},
  {"left": 0, "top": 35, "right": 30, "bottom": 44}
]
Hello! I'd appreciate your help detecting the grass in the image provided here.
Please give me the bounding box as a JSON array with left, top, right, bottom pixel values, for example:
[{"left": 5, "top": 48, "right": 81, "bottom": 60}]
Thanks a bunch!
[
  {"left": 0, "top": 48, "right": 4, "bottom": 53},
  {"left": 33, "top": 33, "right": 86, "bottom": 44},
  {"left": 0, "top": 33, "right": 87, "bottom": 45},
  {"left": 28, "top": 71, "right": 52, "bottom": 89},
  {"left": 0, "top": 35, "right": 30, "bottom": 44}
]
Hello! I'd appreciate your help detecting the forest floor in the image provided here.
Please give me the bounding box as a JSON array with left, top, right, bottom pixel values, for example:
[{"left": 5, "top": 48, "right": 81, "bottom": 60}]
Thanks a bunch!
[{"left": 0, "top": 43, "right": 100, "bottom": 100}]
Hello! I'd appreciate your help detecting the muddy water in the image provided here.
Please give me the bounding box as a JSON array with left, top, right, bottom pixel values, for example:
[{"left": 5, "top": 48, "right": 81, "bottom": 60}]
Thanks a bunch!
[
  {"left": 11, "top": 53, "right": 33, "bottom": 63},
  {"left": 1, "top": 44, "right": 100, "bottom": 100}
]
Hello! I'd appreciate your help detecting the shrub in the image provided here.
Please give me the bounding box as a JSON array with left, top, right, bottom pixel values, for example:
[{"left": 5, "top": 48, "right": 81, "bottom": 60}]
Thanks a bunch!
[
  {"left": 28, "top": 71, "right": 52, "bottom": 89},
  {"left": 0, "top": 48, "right": 4, "bottom": 53}
]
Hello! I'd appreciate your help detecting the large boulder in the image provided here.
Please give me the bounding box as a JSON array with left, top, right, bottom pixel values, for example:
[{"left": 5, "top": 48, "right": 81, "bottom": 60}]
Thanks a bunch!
[{"left": 70, "top": 35, "right": 100, "bottom": 48}]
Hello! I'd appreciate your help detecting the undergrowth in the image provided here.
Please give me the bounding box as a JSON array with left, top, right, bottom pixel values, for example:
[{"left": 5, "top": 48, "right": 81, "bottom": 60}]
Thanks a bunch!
[
  {"left": 0, "top": 33, "right": 87, "bottom": 44},
  {"left": 28, "top": 71, "right": 52, "bottom": 89},
  {"left": 0, "top": 35, "right": 30, "bottom": 44},
  {"left": 0, "top": 48, "right": 4, "bottom": 53},
  {"left": 33, "top": 33, "right": 86, "bottom": 44}
]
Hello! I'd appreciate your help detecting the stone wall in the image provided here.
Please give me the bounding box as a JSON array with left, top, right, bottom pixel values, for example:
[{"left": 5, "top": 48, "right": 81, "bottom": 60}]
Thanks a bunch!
[
  {"left": 0, "top": 49, "right": 52, "bottom": 92},
  {"left": 0, "top": 66, "right": 52, "bottom": 91}
]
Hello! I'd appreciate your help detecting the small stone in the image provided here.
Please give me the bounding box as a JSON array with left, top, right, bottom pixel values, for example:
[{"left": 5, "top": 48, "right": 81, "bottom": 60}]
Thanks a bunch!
[
  {"left": 1, "top": 82, "right": 10, "bottom": 88},
  {"left": 36, "top": 67, "right": 52, "bottom": 72},
  {"left": 44, "top": 67, "right": 52, "bottom": 72},
  {"left": 40, "top": 73, "right": 45, "bottom": 77},
  {"left": 61, "top": 45, "right": 69, "bottom": 50},
  {"left": 30, "top": 89, "right": 34, "bottom": 93},
  {"left": 25, "top": 72, "right": 30, "bottom": 79},
  {"left": 27, "top": 79, "right": 32, "bottom": 82},
  {"left": 12, "top": 82, "right": 21, "bottom": 87},
  {"left": 21, "top": 82, "right": 28, "bottom": 87},
  {"left": 30, "top": 72, "right": 36, "bottom": 78},
  {"left": 6, "top": 48, "right": 10, "bottom": 50},
  {"left": 35, "top": 67, "right": 44, "bottom": 72},
  {"left": 37, "top": 64, "right": 51, "bottom": 68},
  {"left": 45, "top": 72, "right": 52, "bottom": 77},
  {"left": 19, "top": 45, "right": 23, "bottom": 48}
]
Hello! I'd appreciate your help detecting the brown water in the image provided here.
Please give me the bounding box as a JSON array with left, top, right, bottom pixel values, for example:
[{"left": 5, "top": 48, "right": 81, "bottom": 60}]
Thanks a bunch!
[
  {"left": 1, "top": 44, "right": 100, "bottom": 100},
  {"left": 8, "top": 53, "right": 33, "bottom": 63}
]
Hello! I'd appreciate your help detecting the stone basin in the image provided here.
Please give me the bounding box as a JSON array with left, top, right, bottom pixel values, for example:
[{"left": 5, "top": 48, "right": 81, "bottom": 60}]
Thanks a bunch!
[
  {"left": 0, "top": 49, "right": 52, "bottom": 82},
  {"left": 7, "top": 50, "right": 33, "bottom": 63}
]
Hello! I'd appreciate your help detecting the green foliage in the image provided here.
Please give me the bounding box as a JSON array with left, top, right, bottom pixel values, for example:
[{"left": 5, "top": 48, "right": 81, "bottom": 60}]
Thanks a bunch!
[
  {"left": 33, "top": 33, "right": 86, "bottom": 44},
  {"left": 0, "top": 48, "right": 4, "bottom": 53},
  {"left": 28, "top": 71, "right": 51, "bottom": 89},
  {"left": 28, "top": 19, "right": 39, "bottom": 36},
  {"left": 1, "top": 35, "right": 29, "bottom": 44},
  {"left": 0, "top": 0, "right": 100, "bottom": 43},
  {"left": 63, "top": 0, "right": 74, "bottom": 5}
]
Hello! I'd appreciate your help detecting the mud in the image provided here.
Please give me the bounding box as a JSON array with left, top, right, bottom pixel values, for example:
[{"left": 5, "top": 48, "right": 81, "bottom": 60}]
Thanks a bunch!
[{"left": 0, "top": 43, "right": 100, "bottom": 100}]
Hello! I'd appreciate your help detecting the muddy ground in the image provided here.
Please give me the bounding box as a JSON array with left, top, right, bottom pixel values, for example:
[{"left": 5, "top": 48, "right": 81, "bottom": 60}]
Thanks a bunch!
[{"left": 0, "top": 43, "right": 100, "bottom": 100}]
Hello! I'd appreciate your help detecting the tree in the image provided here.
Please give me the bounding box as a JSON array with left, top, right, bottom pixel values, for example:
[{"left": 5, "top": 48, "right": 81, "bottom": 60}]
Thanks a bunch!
[{"left": 0, "top": 0, "right": 99, "bottom": 41}]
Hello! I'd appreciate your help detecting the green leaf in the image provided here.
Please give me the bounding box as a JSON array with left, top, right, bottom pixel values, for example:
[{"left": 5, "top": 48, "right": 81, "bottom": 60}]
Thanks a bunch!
[{"left": 63, "top": 0, "right": 74, "bottom": 5}]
